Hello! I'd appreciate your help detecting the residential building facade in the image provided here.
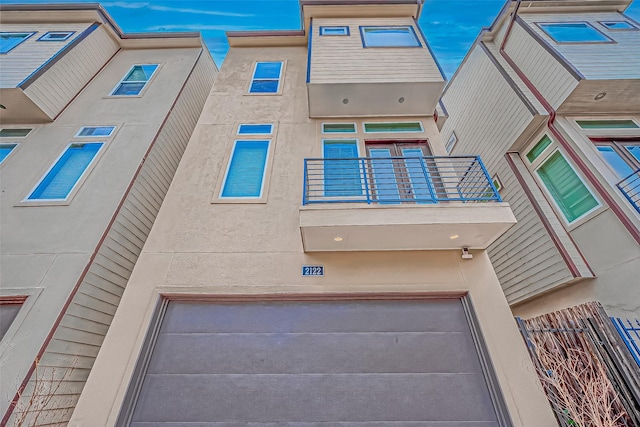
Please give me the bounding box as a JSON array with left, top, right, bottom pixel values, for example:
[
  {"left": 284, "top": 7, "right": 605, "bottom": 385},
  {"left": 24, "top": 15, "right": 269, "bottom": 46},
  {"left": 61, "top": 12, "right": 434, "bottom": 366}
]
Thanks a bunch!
[
  {"left": 440, "top": 0, "right": 640, "bottom": 322},
  {"left": 71, "top": 1, "right": 555, "bottom": 425},
  {"left": 0, "top": 4, "right": 216, "bottom": 424}
]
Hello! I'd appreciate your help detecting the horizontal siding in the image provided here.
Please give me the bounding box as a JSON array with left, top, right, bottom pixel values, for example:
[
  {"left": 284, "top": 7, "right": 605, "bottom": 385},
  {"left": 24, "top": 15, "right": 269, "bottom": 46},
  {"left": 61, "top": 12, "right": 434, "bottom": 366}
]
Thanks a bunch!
[
  {"left": 504, "top": 21, "right": 579, "bottom": 108},
  {"left": 10, "top": 51, "right": 217, "bottom": 426},
  {"left": 440, "top": 45, "right": 575, "bottom": 304},
  {"left": 310, "top": 17, "right": 443, "bottom": 84},
  {"left": 0, "top": 23, "right": 92, "bottom": 88},
  {"left": 24, "top": 25, "right": 119, "bottom": 119},
  {"left": 520, "top": 12, "right": 640, "bottom": 80}
]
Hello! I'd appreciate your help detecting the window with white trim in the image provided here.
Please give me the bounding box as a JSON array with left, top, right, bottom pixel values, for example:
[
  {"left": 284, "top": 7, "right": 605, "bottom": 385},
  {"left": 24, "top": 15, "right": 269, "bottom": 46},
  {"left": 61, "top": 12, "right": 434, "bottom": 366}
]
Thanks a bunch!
[
  {"left": 363, "top": 122, "right": 423, "bottom": 133},
  {"left": 220, "top": 140, "right": 271, "bottom": 199},
  {"left": 525, "top": 135, "right": 600, "bottom": 223},
  {"left": 237, "top": 124, "right": 273, "bottom": 135},
  {"left": 360, "top": 26, "right": 421, "bottom": 47},
  {"left": 322, "top": 123, "right": 356, "bottom": 134},
  {"left": 76, "top": 126, "right": 116, "bottom": 137},
  {"left": 320, "top": 26, "right": 349, "bottom": 36},
  {"left": 600, "top": 21, "right": 638, "bottom": 30},
  {"left": 248, "top": 62, "right": 283, "bottom": 94},
  {"left": 538, "top": 22, "right": 612, "bottom": 43},
  {"left": 38, "top": 31, "right": 74, "bottom": 41},
  {"left": 0, "top": 128, "right": 31, "bottom": 138},
  {"left": 445, "top": 132, "right": 458, "bottom": 153},
  {"left": 0, "top": 32, "right": 33, "bottom": 53},
  {"left": 0, "top": 143, "right": 18, "bottom": 164},
  {"left": 111, "top": 64, "right": 158, "bottom": 96},
  {"left": 27, "top": 142, "right": 103, "bottom": 201}
]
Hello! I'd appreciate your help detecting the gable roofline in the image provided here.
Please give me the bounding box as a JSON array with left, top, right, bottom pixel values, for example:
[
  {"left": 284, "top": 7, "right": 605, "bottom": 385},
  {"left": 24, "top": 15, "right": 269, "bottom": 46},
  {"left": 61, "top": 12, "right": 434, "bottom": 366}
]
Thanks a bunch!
[{"left": 0, "top": 3, "right": 201, "bottom": 41}]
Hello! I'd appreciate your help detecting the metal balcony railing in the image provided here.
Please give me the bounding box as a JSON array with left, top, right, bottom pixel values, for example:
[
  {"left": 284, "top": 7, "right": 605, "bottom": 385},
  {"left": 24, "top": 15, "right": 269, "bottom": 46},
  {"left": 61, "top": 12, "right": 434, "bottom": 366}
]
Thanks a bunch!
[
  {"left": 303, "top": 155, "right": 501, "bottom": 205},
  {"left": 617, "top": 168, "right": 640, "bottom": 214}
]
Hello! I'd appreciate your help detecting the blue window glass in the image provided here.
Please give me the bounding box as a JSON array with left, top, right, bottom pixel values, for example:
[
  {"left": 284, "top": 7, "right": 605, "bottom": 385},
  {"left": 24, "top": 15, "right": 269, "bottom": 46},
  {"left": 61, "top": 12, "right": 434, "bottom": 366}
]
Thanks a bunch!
[
  {"left": 320, "top": 26, "right": 349, "bottom": 36},
  {"left": 249, "top": 62, "right": 283, "bottom": 93},
  {"left": 323, "top": 140, "right": 362, "bottom": 197},
  {"left": 221, "top": 140, "right": 270, "bottom": 198},
  {"left": 596, "top": 146, "right": 633, "bottom": 178},
  {"left": 540, "top": 23, "right": 610, "bottom": 43},
  {"left": 77, "top": 126, "right": 115, "bottom": 137},
  {"left": 28, "top": 143, "right": 102, "bottom": 200},
  {"left": 0, "top": 32, "right": 33, "bottom": 53},
  {"left": 38, "top": 31, "right": 74, "bottom": 41},
  {"left": 111, "top": 64, "right": 158, "bottom": 96},
  {"left": 238, "top": 124, "right": 273, "bottom": 135},
  {"left": 0, "top": 143, "right": 18, "bottom": 164},
  {"left": 601, "top": 21, "right": 636, "bottom": 30},
  {"left": 360, "top": 26, "right": 421, "bottom": 47}
]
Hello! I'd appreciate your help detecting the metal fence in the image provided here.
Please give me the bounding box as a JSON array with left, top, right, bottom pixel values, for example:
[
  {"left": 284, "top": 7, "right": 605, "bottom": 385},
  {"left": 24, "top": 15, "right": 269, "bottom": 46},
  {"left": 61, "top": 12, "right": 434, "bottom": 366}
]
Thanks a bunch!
[
  {"left": 617, "top": 169, "right": 640, "bottom": 214},
  {"left": 614, "top": 317, "right": 640, "bottom": 367},
  {"left": 303, "top": 155, "right": 501, "bottom": 205}
]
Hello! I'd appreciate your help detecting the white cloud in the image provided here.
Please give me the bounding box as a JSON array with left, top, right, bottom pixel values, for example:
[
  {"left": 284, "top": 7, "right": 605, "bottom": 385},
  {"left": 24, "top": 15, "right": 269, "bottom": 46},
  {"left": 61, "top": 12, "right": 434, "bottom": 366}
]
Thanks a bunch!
[
  {"left": 145, "top": 24, "right": 266, "bottom": 31},
  {"left": 102, "top": 2, "right": 254, "bottom": 17}
]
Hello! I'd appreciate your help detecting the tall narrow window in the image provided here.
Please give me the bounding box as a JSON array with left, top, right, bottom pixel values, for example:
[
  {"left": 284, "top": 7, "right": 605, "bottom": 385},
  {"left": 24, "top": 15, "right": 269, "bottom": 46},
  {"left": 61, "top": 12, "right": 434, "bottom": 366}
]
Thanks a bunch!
[
  {"left": 28, "top": 143, "right": 102, "bottom": 200},
  {"left": 323, "top": 140, "right": 361, "bottom": 197},
  {"left": 220, "top": 140, "right": 270, "bottom": 198},
  {"left": 536, "top": 151, "right": 599, "bottom": 222},
  {"left": 0, "top": 143, "right": 18, "bottom": 164},
  {"left": 111, "top": 64, "right": 158, "bottom": 96},
  {"left": 0, "top": 32, "right": 33, "bottom": 53},
  {"left": 249, "top": 62, "right": 283, "bottom": 94}
]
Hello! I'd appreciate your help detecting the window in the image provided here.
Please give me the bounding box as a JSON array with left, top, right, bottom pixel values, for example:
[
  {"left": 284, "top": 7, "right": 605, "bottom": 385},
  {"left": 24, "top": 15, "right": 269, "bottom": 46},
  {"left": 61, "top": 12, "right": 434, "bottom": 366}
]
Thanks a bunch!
[
  {"left": 0, "top": 128, "right": 31, "bottom": 137},
  {"left": 360, "top": 26, "right": 421, "bottom": 47},
  {"left": 76, "top": 126, "right": 116, "bottom": 137},
  {"left": 320, "top": 26, "right": 349, "bottom": 36},
  {"left": 363, "top": 122, "right": 423, "bottom": 133},
  {"left": 0, "top": 32, "right": 33, "bottom": 53},
  {"left": 577, "top": 119, "right": 639, "bottom": 129},
  {"left": 111, "top": 64, "right": 158, "bottom": 96},
  {"left": 237, "top": 124, "right": 273, "bottom": 135},
  {"left": 492, "top": 175, "right": 503, "bottom": 192},
  {"left": 27, "top": 142, "right": 103, "bottom": 201},
  {"left": 445, "top": 132, "right": 458, "bottom": 153},
  {"left": 594, "top": 140, "right": 640, "bottom": 179},
  {"left": 220, "top": 140, "right": 270, "bottom": 198},
  {"left": 538, "top": 22, "right": 612, "bottom": 43},
  {"left": 38, "top": 31, "right": 74, "bottom": 41},
  {"left": 0, "top": 143, "right": 18, "bottom": 164},
  {"left": 248, "top": 62, "right": 283, "bottom": 94},
  {"left": 323, "top": 139, "right": 362, "bottom": 197},
  {"left": 526, "top": 135, "right": 599, "bottom": 223},
  {"left": 322, "top": 123, "right": 356, "bottom": 133},
  {"left": 0, "top": 299, "right": 25, "bottom": 341},
  {"left": 600, "top": 21, "right": 637, "bottom": 30}
]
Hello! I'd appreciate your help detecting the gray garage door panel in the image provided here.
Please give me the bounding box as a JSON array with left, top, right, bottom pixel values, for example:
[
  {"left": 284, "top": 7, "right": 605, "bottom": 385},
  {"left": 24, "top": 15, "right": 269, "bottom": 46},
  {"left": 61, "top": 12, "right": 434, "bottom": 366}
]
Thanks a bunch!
[{"left": 128, "top": 300, "right": 503, "bottom": 425}]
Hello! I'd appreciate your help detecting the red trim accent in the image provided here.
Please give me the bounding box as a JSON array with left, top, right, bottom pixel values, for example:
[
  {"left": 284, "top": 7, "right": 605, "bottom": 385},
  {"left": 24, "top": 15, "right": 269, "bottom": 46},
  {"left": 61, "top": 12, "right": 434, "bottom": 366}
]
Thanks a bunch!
[
  {"left": 163, "top": 291, "right": 469, "bottom": 303},
  {"left": 504, "top": 153, "right": 581, "bottom": 277},
  {"left": 0, "top": 296, "right": 28, "bottom": 305},
  {"left": 0, "top": 48, "right": 205, "bottom": 426},
  {"left": 499, "top": 0, "right": 640, "bottom": 246},
  {"left": 589, "top": 136, "right": 640, "bottom": 143},
  {"left": 364, "top": 139, "right": 429, "bottom": 144}
]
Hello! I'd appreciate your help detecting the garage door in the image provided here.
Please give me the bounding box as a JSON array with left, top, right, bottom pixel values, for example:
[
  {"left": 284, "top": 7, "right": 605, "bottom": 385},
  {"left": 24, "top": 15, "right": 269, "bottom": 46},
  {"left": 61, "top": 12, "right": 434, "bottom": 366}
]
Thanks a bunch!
[{"left": 123, "top": 298, "right": 507, "bottom": 426}]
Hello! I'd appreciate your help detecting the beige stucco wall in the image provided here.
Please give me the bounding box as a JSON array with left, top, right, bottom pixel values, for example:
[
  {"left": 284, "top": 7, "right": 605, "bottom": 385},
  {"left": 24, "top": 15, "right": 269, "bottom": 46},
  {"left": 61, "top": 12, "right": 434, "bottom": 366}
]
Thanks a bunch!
[
  {"left": 0, "top": 46, "right": 202, "bottom": 416},
  {"left": 71, "top": 45, "right": 554, "bottom": 426}
]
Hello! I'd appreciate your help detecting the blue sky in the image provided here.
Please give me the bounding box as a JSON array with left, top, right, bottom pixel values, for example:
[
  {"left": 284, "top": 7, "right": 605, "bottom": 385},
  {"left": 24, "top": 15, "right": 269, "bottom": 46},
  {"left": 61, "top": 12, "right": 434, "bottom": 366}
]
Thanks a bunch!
[{"left": 5, "top": 0, "right": 640, "bottom": 77}]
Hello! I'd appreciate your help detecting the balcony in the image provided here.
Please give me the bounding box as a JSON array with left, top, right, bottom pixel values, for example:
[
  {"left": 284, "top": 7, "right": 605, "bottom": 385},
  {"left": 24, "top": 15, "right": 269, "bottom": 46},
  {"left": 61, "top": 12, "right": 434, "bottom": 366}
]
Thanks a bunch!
[
  {"left": 618, "top": 169, "right": 640, "bottom": 214},
  {"left": 300, "top": 155, "right": 517, "bottom": 252}
]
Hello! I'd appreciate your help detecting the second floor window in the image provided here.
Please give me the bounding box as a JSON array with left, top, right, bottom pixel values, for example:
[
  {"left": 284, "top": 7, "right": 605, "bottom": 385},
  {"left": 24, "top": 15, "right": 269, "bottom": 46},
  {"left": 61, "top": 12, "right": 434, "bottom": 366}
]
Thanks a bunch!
[
  {"left": 27, "top": 143, "right": 103, "bottom": 201},
  {"left": 0, "top": 32, "right": 33, "bottom": 53},
  {"left": 360, "top": 26, "right": 421, "bottom": 47},
  {"left": 538, "top": 22, "right": 612, "bottom": 43},
  {"left": 111, "top": 64, "right": 158, "bottom": 96},
  {"left": 249, "top": 62, "right": 283, "bottom": 94}
]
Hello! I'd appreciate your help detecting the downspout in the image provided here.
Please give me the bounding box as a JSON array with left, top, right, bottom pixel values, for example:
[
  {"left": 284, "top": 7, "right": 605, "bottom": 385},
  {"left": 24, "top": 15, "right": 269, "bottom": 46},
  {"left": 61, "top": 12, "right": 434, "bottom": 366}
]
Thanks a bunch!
[{"left": 498, "top": 0, "right": 640, "bottom": 245}]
